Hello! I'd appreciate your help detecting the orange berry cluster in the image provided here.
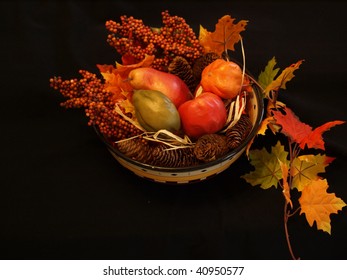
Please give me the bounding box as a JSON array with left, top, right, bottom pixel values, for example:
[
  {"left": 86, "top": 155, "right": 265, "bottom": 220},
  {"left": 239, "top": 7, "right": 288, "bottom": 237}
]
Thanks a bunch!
[
  {"left": 49, "top": 70, "right": 142, "bottom": 141},
  {"left": 105, "top": 10, "right": 203, "bottom": 71}
]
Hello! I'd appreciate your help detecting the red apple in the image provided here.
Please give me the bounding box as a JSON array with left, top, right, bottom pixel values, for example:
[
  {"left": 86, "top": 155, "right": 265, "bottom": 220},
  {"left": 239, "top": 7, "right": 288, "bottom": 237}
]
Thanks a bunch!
[{"left": 178, "top": 92, "right": 227, "bottom": 139}]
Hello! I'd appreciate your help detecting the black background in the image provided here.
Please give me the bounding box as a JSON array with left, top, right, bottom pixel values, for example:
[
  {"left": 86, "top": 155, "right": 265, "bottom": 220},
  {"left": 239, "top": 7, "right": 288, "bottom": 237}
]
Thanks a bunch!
[{"left": 1, "top": 0, "right": 347, "bottom": 260}]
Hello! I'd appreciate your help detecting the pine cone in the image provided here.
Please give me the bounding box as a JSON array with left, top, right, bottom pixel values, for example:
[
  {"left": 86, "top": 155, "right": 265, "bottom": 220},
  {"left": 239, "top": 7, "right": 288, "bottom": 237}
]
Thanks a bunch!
[
  {"left": 225, "top": 114, "right": 253, "bottom": 150},
  {"left": 168, "top": 56, "right": 196, "bottom": 92},
  {"left": 194, "top": 134, "right": 228, "bottom": 163},
  {"left": 192, "top": 52, "right": 221, "bottom": 82},
  {"left": 149, "top": 144, "right": 199, "bottom": 168},
  {"left": 116, "top": 138, "right": 152, "bottom": 164}
]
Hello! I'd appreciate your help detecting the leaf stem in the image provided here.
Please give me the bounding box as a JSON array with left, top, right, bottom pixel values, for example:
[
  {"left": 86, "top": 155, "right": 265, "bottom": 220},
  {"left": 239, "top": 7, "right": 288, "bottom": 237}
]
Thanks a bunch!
[
  {"left": 284, "top": 137, "right": 300, "bottom": 260},
  {"left": 284, "top": 202, "right": 299, "bottom": 260},
  {"left": 287, "top": 206, "right": 301, "bottom": 218},
  {"left": 288, "top": 138, "right": 294, "bottom": 187},
  {"left": 292, "top": 142, "right": 301, "bottom": 159}
]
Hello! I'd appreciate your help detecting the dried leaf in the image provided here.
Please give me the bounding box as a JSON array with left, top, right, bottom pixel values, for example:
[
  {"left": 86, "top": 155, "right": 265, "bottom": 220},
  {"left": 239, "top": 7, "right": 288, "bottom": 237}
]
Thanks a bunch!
[
  {"left": 264, "top": 60, "right": 304, "bottom": 98},
  {"left": 299, "top": 179, "right": 346, "bottom": 234},
  {"left": 291, "top": 154, "right": 335, "bottom": 191},
  {"left": 242, "top": 141, "right": 289, "bottom": 189},
  {"left": 199, "top": 15, "right": 248, "bottom": 55},
  {"left": 258, "top": 57, "right": 280, "bottom": 91},
  {"left": 273, "top": 107, "right": 345, "bottom": 150}
]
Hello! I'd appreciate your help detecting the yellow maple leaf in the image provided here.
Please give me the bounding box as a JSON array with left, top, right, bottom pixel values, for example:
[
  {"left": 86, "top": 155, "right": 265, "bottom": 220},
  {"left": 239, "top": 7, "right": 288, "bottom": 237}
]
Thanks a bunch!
[
  {"left": 199, "top": 15, "right": 248, "bottom": 55},
  {"left": 264, "top": 60, "right": 304, "bottom": 98},
  {"left": 299, "top": 179, "right": 346, "bottom": 234},
  {"left": 118, "top": 98, "right": 135, "bottom": 115},
  {"left": 291, "top": 154, "right": 335, "bottom": 191},
  {"left": 257, "top": 116, "right": 275, "bottom": 135}
]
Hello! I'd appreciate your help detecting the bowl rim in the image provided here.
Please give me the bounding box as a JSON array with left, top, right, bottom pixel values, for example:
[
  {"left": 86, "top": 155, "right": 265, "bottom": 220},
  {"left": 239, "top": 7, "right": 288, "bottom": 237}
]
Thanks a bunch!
[{"left": 94, "top": 82, "right": 264, "bottom": 172}]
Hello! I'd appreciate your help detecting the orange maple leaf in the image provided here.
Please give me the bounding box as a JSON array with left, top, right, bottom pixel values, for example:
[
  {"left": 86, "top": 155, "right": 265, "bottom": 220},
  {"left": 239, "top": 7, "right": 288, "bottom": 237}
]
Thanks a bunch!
[
  {"left": 272, "top": 107, "right": 345, "bottom": 150},
  {"left": 96, "top": 55, "right": 155, "bottom": 99},
  {"left": 299, "top": 179, "right": 346, "bottom": 234},
  {"left": 199, "top": 15, "right": 248, "bottom": 55},
  {"left": 115, "top": 54, "right": 155, "bottom": 78},
  {"left": 97, "top": 64, "right": 133, "bottom": 98}
]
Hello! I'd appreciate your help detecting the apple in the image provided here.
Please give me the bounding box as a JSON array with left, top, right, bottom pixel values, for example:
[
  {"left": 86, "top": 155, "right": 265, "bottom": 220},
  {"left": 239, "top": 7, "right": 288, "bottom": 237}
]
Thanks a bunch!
[{"left": 178, "top": 92, "right": 227, "bottom": 139}]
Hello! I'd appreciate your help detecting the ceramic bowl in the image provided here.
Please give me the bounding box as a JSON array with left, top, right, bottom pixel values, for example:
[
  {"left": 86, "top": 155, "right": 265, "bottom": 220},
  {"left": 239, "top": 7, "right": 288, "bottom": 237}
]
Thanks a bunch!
[{"left": 95, "top": 79, "right": 264, "bottom": 184}]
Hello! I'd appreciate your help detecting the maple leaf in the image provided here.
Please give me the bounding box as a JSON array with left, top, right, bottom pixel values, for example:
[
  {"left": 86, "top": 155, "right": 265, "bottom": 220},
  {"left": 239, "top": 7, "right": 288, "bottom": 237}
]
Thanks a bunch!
[
  {"left": 242, "top": 141, "right": 289, "bottom": 189},
  {"left": 272, "top": 107, "right": 312, "bottom": 144},
  {"left": 199, "top": 15, "right": 248, "bottom": 55},
  {"left": 244, "top": 117, "right": 279, "bottom": 158},
  {"left": 96, "top": 64, "right": 115, "bottom": 74},
  {"left": 279, "top": 160, "right": 293, "bottom": 209},
  {"left": 264, "top": 60, "right": 304, "bottom": 98},
  {"left": 96, "top": 55, "right": 155, "bottom": 100},
  {"left": 97, "top": 64, "right": 133, "bottom": 98},
  {"left": 258, "top": 57, "right": 280, "bottom": 92},
  {"left": 299, "top": 120, "right": 345, "bottom": 150},
  {"left": 257, "top": 117, "right": 274, "bottom": 136},
  {"left": 299, "top": 179, "right": 346, "bottom": 234},
  {"left": 272, "top": 107, "right": 345, "bottom": 150},
  {"left": 118, "top": 98, "right": 136, "bottom": 115},
  {"left": 115, "top": 54, "right": 155, "bottom": 78},
  {"left": 291, "top": 154, "right": 335, "bottom": 191}
]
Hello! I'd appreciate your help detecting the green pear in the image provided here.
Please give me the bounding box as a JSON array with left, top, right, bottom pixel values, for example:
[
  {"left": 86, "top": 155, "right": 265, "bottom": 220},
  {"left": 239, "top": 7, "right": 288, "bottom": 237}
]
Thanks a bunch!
[{"left": 132, "top": 89, "right": 181, "bottom": 133}]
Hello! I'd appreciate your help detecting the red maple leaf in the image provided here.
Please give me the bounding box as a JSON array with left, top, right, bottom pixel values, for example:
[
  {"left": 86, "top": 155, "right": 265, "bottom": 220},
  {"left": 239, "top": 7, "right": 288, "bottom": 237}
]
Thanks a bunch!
[
  {"left": 300, "top": 121, "right": 345, "bottom": 150},
  {"left": 272, "top": 107, "right": 345, "bottom": 150},
  {"left": 272, "top": 107, "right": 311, "bottom": 143}
]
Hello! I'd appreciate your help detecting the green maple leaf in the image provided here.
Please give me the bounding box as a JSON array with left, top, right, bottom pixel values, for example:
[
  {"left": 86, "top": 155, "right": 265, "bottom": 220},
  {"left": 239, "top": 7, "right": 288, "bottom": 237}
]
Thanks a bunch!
[
  {"left": 242, "top": 141, "right": 289, "bottom": 189},
  {"left": 257, "top": 56, "right": 280, "bottom": 92}
]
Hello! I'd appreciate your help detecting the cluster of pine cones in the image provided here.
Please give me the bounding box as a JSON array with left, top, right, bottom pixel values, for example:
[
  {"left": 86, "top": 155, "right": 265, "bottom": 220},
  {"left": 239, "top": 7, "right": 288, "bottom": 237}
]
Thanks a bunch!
[
  {"left": 168, "top": 52, "right": 221, "bottom": 92},
  {"left": 116, "top": 114, "right": 253, "bottom": 168}
]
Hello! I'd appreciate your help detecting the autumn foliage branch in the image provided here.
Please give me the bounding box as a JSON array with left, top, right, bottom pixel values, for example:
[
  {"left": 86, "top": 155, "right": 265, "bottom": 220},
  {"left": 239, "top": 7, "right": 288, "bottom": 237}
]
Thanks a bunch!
[{"left": 242, "top": 57, "right": 346, "bottom": 259}]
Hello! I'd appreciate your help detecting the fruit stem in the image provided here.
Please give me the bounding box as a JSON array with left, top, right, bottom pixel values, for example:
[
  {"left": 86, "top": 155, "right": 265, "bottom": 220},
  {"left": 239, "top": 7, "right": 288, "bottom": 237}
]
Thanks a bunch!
[{"left": 122, "top": 77, "right": 133, "bottom": 83}]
